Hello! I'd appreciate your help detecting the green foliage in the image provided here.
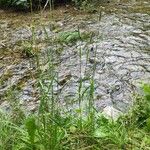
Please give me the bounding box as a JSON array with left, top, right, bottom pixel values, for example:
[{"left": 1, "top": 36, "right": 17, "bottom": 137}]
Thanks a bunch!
[
  {"left": 58, "top": 31, "right": 81, "bottom": 44},
  {"left": 0, "top": 0, "right": 28, "bottom": 9},
  {"left": 72, "top": 0, "right": 99, "bottom": 12},
  {"left": 123, "top": 83, "right": 150, "bottom": 131},
  {"left": 72, "top": 0, "right": 83, "bottom": 6},
  {"left": 22, "top": 41, "right": 35, "bottom": 57},
  {"left": 25, "top": 116, "right": 37, "bottom": 145},
  {"left": 143, "top": 83, "right": 150, "bottom": 101},
  {"left": 1, "top": 83, "right": 150, "bottom": 149},
  {"left": 0, "top": 0, "right": 99, "bottom": 11},
  {"left": 80, "top": 0, "right": 97, "bottom": 13},
  {"left": 56, "top": 30, "right": 91, "bottom": 45}
]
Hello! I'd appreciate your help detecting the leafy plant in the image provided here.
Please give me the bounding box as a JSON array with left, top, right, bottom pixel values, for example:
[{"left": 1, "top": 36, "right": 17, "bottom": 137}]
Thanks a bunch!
[
  {"left": 22, "top": 41, "right": 35, "bottom": 57},
  {"left": 124, "top": 83, "right": 150, "bottom": 130},
  {"left": 56, "top": 30, "right": 91, "bottom": 45},
  {"left": 0, "top": 0, "right": 28, "bottom": 9},
  {"left": 81, "top": 0, "right": 97, "bottom": 13}
]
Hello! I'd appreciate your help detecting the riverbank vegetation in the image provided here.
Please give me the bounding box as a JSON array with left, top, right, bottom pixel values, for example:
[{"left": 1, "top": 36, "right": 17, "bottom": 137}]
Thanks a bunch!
[
  {"left": 0, "top": 0, "right": 74, "bottom": 9},
  {"left": 1, "top": 81, "right": 150, "bottom": 149},
  {"left": 0, "top": 0, "right": 103, "bottom": 11}
]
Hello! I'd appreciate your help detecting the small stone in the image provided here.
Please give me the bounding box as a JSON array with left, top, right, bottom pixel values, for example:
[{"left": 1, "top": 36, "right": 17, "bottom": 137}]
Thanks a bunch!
[
  {"left": 102, "top": 106, "right": 122, "bottom": 121},
  {"left": 57, "top": 21, "right": 64, "bottom": 27}
]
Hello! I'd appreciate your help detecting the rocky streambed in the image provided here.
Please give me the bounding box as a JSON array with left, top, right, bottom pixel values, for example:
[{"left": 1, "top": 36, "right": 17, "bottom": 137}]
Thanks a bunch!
[{"left": 0, "top": 0, "right": 150, "bottom": 116}]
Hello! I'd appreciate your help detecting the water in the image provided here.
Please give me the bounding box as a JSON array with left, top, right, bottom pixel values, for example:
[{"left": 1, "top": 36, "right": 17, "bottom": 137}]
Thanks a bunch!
[{"left": 0, "top": 0, "right": 150, "bottom": 113}]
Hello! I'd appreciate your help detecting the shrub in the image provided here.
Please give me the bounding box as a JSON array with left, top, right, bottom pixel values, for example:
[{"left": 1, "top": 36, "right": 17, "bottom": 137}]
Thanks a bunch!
[
  {"left": 0, "top": 0, "right": 29, "bottom": 9},
  {"left": 0, "top": 0, "right": 99, "bottom": 10}
]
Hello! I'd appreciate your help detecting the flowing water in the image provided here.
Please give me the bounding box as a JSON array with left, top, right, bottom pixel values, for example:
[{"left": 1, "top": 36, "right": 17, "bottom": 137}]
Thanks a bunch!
[{"left": 0, "top": 0, "right": 150, "bottom": 113}]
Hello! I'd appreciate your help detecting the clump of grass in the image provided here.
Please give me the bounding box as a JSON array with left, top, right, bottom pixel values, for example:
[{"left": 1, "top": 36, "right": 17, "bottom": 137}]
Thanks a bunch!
[
  {"left": 22, "top": 41, "right": 35, "bottom": 57},
  {"left": 123, "top": 83, "right": 150, "bottom": 130},
  {"left": 55, "top": 30, "right": 92, "bottom": 45}
]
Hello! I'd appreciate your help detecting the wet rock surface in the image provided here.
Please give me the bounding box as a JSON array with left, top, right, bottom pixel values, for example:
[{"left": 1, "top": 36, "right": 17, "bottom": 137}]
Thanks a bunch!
[{"left": 0, "top": 0, "right": 150, "bottom": 114}]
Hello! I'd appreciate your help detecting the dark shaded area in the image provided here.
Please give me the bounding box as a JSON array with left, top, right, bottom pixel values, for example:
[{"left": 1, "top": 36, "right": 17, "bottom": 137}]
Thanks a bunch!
[{"left": 0, "top": 0, "right": 72, "bottom": 11}]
